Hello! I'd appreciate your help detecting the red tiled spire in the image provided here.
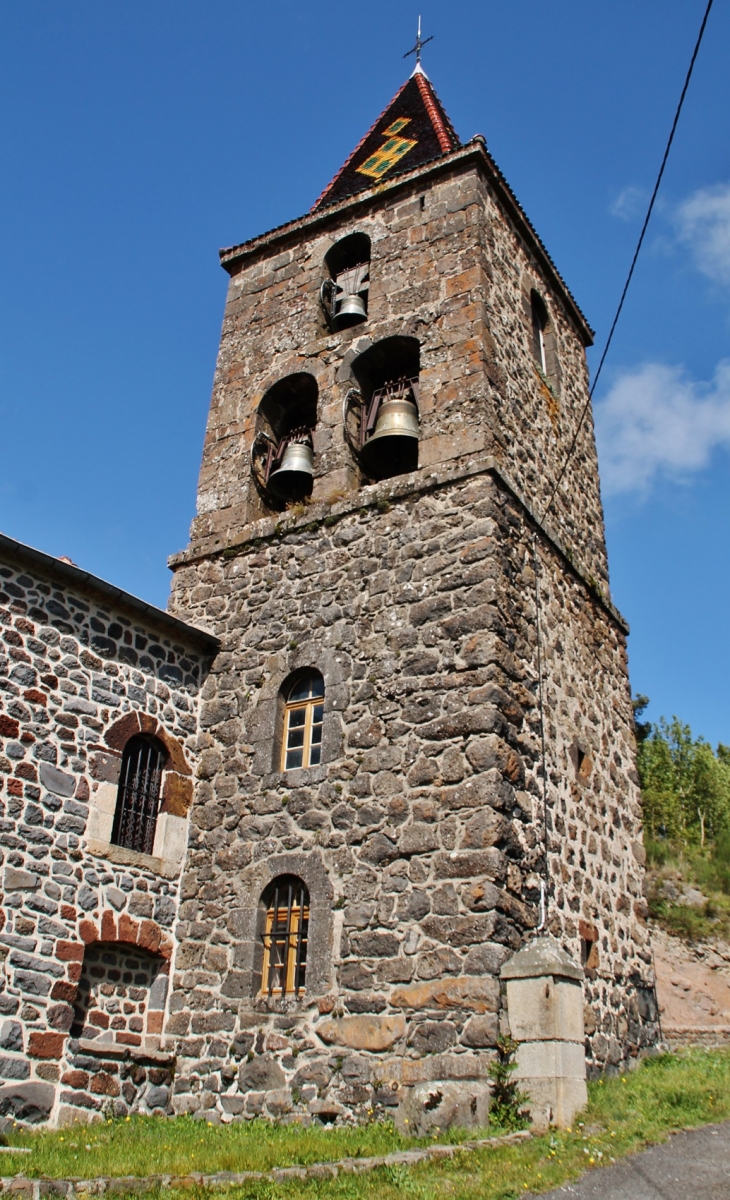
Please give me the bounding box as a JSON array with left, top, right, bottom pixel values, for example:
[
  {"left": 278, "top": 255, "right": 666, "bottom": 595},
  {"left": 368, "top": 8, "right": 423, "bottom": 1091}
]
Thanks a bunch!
[
  {"left": 413, "top": 70, "right": 456, "bottom": 154},
  {"left": 312, "top": 70, "right": 460, "bottom": 212}
]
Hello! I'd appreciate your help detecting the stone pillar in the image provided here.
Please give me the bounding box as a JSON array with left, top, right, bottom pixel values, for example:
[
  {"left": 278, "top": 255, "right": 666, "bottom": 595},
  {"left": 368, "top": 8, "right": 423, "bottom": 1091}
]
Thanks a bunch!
[{"left": 501, "top": 937, "right": 587, "bottom": 1131}]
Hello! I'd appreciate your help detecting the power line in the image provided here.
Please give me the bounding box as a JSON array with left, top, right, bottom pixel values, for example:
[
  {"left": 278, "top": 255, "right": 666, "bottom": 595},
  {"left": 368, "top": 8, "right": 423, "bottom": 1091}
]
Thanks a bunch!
[{"left": 541, "top": 0, "right": 715, "bottom": 524}]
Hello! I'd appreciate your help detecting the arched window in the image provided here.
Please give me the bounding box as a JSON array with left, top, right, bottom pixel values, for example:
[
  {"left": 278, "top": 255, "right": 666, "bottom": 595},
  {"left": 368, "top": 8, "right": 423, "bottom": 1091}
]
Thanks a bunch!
[
  {"left": 531, "top": 290, "right": 549, "bottom": 373},
  {"left": 251, "top": 373, "right": 318, "bottom": 505},
  {"left": 281, "top": 671, "right": 324, "bottom": 770},
  {"left": 111, "top": 734, "right": 167, "bottom": 855},
  {"left": 322, "top": 232, "right": 371, "bottom": 330},
  {"left": 348, "top": 335, "right": 420, "bottom": 481},
  {"left": 260, "top": 875, "right": 309, "bottom": 997}
]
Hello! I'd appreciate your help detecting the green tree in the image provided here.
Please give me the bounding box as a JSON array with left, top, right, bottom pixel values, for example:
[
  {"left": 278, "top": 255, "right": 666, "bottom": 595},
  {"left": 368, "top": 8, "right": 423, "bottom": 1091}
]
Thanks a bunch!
[{"left": 635, "top": 703, "right": 730, "bottom": 845}]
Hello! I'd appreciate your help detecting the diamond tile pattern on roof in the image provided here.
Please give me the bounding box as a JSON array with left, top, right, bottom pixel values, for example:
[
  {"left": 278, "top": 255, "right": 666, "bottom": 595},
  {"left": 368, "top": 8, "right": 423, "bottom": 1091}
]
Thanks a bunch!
[{"left": 313, "top": 75, "right": 460, "bottom": 211}]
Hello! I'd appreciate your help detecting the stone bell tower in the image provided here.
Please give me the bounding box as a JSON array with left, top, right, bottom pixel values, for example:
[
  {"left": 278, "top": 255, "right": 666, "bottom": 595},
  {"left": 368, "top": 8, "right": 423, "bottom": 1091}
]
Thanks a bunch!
[{"left": 167, "top": 63, "right": 657, "bottom": 1128}]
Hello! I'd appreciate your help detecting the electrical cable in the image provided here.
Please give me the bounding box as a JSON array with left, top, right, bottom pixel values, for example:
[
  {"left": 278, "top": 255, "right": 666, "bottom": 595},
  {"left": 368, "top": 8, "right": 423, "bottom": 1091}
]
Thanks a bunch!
[{"left": 541, "top": 0, "right": 715, "bottom": 525}]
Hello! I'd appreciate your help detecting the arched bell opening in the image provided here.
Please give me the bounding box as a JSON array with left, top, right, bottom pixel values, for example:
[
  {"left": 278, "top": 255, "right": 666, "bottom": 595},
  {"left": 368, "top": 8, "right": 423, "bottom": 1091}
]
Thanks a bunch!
[
  {"left": 349, "top": 336, "right": 420, "bottom": 481},
  {"left": 321, "top": 232, "right": 371, "bottom": 331},
  {"left": 252, "top": 373, "right": 319, "bottom": 506}
]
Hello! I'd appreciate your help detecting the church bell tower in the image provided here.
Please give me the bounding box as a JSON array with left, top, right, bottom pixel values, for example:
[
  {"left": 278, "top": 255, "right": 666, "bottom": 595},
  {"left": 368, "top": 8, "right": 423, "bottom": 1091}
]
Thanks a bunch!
[{"left": 167, "top": 58, "right": 656, "bottom": 1128}]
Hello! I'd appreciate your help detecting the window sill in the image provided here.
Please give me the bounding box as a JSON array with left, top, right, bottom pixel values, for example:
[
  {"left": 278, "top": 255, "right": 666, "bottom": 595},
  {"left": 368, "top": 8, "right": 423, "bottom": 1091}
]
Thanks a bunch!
[
  {"left": 86, "top": 837, "right": 181, "bottom": 880},
  {"left": 265, "top": 764, "right": 328, "bottom": 788},
  {"left": 77, "top": 1035, "right": 174, "bottom": 1063},
  {"left": 253, "top": 994, "right": 310, "bottom": 1013},
  {"left": 533, "top": 365, "right": 560, "bottom": 401}
]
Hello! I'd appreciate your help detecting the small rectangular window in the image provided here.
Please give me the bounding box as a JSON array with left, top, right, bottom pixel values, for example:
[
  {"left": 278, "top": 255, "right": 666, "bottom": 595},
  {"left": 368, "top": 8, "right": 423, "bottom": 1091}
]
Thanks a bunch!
[{"left": 531, "top": 290, "right": 549, "bottom": 373}]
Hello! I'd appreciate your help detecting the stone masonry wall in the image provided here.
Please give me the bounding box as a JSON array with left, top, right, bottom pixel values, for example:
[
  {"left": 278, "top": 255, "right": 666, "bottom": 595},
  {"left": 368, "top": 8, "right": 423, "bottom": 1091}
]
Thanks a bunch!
[
  {"left": 185, "top": 156, "right": 609, "bottom": 589},
  {"left": 167, "top": 464, "right": 656, "bottom": 1126},
  {"left": 0, "top": 550, "right": 212, "bottom": 1125}
]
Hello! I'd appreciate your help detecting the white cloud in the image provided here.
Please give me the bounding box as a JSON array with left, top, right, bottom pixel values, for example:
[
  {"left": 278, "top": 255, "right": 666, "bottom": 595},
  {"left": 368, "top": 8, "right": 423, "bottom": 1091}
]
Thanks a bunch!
[
  {"left": 594, "top": 360, "right": 730, "bottom": 495},
  {"left": 610, "top": 186, "right": 646, "bottom": 222},
  {"left": 675, "top": 182, "right": 730, "bottom": 286}
]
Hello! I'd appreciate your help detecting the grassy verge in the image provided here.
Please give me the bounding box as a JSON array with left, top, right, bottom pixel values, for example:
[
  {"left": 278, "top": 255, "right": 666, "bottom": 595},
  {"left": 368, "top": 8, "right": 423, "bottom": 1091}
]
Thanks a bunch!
[
  {"left": 3, "top": 1114, "right": 481, "bottom": 1179},
  {"left": 3, "top": 1048, "right": 729, "bottom": 1198}
]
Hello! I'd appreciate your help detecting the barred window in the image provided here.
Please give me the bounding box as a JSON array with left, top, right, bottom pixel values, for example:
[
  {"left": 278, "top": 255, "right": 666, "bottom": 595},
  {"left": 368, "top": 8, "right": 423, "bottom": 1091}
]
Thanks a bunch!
[
  {"left": 281, "top": 672, "right": 324, "bottom": 771},
  {"left": 111, "top": 734, "right": 166, "bottom": 856},
  {"left": 260, "top": 875, "right": 309, "bottom": 997}
]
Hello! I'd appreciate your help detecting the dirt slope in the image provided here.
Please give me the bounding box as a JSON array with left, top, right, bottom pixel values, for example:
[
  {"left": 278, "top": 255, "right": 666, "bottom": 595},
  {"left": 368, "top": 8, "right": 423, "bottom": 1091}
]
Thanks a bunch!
[{"left": 652, "top": 924, "right": 730, "bottom": 1033}]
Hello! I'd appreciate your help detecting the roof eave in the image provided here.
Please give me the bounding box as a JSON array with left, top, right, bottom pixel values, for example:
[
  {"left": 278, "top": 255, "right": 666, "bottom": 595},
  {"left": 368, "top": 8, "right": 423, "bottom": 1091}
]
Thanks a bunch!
[
  {"left": 0, "top": 532, "right": 220, "bottom": 653},
  {"left": 219, "top": 141, "right": 593, "bottom": 347}
]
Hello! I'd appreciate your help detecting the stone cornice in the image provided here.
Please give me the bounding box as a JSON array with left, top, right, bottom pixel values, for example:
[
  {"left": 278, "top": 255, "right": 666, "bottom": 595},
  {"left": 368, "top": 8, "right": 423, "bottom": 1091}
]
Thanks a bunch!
[{"left": 168, "top": 455, "right": 628, "bottom": 634}]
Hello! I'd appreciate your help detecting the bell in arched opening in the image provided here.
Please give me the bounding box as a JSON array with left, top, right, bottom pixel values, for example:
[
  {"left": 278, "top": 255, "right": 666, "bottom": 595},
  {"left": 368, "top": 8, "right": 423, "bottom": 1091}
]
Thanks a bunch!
[
  {"left": 360, "top": 376, "right": 420, "bottom": 480},
  {"left": 267, "top": 427, "right": 314, "bottom": 501},
  {"left": 332, "top": 263, "right": 369, "bottom": 329},
  {"left": 322, "top": 233, "right": 371, "bottom": 331}
]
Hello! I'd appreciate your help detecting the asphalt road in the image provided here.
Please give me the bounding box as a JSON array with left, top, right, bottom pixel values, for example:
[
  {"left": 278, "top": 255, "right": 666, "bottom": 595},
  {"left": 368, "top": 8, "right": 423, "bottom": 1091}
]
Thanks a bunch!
[{"left": 526, "top": 1121, "right": 730, "bottom": 1199}]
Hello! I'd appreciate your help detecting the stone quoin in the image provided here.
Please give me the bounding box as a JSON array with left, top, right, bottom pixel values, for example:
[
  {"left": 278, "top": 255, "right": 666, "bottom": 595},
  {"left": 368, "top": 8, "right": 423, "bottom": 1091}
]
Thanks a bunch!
[{"left": 0, "top": 64, "right": 658, "bottom": 1129}]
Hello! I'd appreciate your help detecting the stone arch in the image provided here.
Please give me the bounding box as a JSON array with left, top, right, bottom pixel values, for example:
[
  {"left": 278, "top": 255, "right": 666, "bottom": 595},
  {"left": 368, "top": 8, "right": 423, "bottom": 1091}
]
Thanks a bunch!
[
  {"left": 222, "top": 853, "right": 334, "bottom": 1005},
  {"left": 69, "top": 941, "right": 169, "bottom": 1046},
  {"left": 255, "top": 372, "right": 319, "bottom": 443},
  {"left": 246, "top": 648, "right": 350, "bottom": 779},
  {"left": 322, "top": 231, "right": 371, "bottom": 330},
  {"left": 51, "top": 913, "right": 172, "bottom": 1025},
  {"left": 102, "top": 712, "right": 193, "bottom": 818},
  {"left": 56, "top": 915, "right": 174, "bottom": 1121}
]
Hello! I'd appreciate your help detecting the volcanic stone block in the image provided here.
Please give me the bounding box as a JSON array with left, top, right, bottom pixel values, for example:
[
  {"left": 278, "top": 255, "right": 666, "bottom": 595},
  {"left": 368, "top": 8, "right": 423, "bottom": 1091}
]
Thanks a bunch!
[
  {"left": 316, "top": 1015, "right": 406, "bottom": 1052},
  {"left": 0, "top": 1082, "right": 54, "bottom": 1123}
]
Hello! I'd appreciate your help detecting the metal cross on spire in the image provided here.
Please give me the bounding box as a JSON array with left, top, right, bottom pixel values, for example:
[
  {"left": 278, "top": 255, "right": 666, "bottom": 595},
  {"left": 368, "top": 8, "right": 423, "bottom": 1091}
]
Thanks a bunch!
[{"left": 403, "top": 15, "right": 433, "bottom": 70}]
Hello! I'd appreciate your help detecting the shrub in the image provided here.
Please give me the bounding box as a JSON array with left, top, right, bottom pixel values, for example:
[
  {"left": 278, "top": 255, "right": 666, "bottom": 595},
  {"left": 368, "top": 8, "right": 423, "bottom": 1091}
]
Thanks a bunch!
[{"left": 487, "top": 1036, "right": 530, "bottom": 1131}]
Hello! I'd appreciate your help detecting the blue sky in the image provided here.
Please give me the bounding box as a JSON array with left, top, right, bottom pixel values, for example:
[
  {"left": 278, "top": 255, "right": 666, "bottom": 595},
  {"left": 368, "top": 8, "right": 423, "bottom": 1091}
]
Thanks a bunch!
[{"left": 1, "top": 2, "right": 728, "bottom": 747}]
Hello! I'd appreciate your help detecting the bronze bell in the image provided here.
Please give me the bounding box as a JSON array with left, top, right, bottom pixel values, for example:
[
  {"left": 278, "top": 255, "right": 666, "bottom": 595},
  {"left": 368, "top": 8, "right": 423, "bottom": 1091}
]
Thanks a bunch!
[
  {"left": 268, "top": 440, "right": 314, "bottom": 501},
  {"left": 360, "top": 395, "right": 419, "bottom": 479},
  {"left": 334, "top": 292, "right": 367, "bottom": 329},
  {"left": 332, "top": 263, "right": 369, "bottom": 330}
]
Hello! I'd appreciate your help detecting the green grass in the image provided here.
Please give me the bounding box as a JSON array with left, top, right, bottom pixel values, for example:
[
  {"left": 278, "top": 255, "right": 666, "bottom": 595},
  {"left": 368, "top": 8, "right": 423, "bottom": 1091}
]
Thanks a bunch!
[
  {"left": 2, "top": 1112, "right": 480, "bottom": 1179},
  {"left": 3, "top": 1049, "right": 730, "bottom": 1198}
]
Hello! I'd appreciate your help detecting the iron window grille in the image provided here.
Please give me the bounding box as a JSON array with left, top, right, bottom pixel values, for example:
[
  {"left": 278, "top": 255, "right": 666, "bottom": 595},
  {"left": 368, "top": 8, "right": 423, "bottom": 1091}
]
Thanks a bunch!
[
  {"left": 260, "top": 875, "right": 310, "bottom": 998},
  {"left": 111, "top": 734, "right": 166, "bottom": 856},
  {"left": 281, "top": 673, "right": 324, "bottom": 770}
]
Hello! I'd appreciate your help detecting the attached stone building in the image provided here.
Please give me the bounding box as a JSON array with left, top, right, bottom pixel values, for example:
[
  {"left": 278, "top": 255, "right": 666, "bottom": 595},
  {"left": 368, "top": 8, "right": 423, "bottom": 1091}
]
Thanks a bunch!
[
  {"left": 0, "top": 535, "right": 217, "bottom": 1125},
  {"left": 165, "top": 68, "right": 657, "bottom": 1127}
]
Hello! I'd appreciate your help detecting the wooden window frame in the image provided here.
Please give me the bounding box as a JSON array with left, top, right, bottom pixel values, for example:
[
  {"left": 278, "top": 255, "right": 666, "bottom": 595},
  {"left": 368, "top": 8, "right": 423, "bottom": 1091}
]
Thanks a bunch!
[
  {"left": 260, "top": 876, "right": 309, "bottom": 998},
  {"left": 281, "top": 677, "right": 324, "bottom": 771}
]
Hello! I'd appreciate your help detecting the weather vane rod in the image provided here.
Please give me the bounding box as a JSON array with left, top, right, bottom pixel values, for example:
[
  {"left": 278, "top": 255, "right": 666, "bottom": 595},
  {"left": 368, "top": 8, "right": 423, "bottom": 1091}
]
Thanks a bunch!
[{"left": 403, "top": 15, "right": 433, "bottom": 66}]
